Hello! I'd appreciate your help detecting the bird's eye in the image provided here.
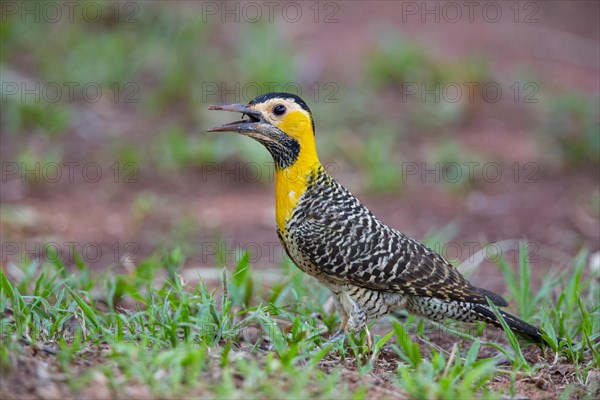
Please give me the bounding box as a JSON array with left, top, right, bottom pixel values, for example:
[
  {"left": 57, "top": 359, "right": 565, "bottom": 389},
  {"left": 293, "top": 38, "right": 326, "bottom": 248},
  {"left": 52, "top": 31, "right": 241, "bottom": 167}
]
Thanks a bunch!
[{"left": 273, "top": 104, "right": 286, "bottom": 116}]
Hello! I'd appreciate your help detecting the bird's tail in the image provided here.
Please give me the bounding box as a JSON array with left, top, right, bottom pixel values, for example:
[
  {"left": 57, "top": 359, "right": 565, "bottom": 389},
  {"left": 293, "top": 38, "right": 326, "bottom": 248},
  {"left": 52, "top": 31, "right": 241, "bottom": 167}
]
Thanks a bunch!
[
  {"left": 403, "top": 296, "right": 561, "bottom": 345},
  {"left": 471, "top": 304, "right": 544, "bottom": 343}
]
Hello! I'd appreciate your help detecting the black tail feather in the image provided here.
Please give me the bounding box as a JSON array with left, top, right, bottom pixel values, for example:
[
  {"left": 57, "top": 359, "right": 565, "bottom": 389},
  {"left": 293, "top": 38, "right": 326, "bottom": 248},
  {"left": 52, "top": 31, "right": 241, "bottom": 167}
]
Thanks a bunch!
[
  {"left": 472, "top": 304, "right": 544, "bottom": 343},
  {"left": 476, "top": 287, "right": 508, "bottom": 307}
]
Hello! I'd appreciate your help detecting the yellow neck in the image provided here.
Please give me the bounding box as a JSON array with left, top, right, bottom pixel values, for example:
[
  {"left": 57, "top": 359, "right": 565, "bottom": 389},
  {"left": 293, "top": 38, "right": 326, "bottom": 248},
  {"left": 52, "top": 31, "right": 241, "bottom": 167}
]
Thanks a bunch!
[{"left": 274, "top": 141, "right": 320, "bottom": 232}]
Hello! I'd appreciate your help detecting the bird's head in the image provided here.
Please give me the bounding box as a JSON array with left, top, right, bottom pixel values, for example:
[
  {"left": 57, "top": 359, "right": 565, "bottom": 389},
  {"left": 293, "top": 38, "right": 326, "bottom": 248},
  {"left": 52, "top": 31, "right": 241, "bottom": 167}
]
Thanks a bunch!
[{"left": 207, "top": 92, "right": 317, "bottom": 169}]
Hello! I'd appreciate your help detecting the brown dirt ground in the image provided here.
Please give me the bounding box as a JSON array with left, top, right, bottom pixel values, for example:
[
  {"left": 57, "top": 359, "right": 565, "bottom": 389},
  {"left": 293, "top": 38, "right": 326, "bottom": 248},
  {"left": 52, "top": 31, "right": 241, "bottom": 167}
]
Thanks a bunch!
[{"left": 1, "top": 322, "right": 597, "bottom": 400}]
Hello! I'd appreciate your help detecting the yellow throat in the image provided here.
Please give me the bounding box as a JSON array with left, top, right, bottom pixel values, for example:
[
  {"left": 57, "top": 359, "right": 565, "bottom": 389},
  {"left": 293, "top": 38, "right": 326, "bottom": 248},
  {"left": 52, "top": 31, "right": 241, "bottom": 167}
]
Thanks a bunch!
[{"left": 274, "top": 111, "right": 321, "bottom": 231}]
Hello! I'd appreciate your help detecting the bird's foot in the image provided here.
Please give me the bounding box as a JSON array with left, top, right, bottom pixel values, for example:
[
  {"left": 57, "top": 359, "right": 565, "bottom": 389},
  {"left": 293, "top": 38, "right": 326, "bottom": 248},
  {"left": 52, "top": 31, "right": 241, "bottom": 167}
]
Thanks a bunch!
[
  {"left": 307, "top": 329, "right": 346, "bottom": 354},
  {"left": 322, "top": 327, "right": 372, "bottom": 352},
  {"left": 326, "top": 329, "right": 347, "bottom": 345}
]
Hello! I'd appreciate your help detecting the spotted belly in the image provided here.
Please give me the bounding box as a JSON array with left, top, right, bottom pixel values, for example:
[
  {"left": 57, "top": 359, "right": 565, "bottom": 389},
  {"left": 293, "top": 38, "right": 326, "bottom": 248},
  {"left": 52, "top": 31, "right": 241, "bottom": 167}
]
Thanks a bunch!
[{"left": 277, "top": 228, "right": 331, "bottom": 281}]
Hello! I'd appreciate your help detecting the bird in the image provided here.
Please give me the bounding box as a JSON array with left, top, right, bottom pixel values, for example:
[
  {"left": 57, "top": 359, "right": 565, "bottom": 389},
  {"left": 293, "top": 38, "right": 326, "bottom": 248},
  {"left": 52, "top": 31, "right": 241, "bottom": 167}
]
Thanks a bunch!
[{"left": 207, "top": 92, "right": 547, "bottom": 348}]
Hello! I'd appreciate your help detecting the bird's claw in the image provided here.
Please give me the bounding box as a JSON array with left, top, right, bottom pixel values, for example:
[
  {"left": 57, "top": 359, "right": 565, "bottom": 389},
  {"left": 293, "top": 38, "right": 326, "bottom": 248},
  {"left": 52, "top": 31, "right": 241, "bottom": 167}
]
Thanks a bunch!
[
  {"left": 322, "top": 328, "right": 372, "bottom": 351},
  {"left": 327, "top": 329, "right": 346, "bottom": 345}
]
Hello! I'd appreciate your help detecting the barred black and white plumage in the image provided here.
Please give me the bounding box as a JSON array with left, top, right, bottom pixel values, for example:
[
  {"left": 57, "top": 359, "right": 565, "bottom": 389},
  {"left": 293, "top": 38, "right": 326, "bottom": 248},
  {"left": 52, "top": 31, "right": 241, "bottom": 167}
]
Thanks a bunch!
[
  {"left": 278, "top": 165, "right": 543, "bottom": 342},
  {"left": 208, "top": 92, "right": 546, "bottom": 346}
]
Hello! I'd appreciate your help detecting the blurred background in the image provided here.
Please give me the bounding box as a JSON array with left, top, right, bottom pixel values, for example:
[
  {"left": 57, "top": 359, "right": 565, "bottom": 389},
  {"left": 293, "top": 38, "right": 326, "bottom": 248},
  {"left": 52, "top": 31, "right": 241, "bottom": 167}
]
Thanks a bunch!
[{"left": 1, "top": 1, "right": 599, "bottom": 291}]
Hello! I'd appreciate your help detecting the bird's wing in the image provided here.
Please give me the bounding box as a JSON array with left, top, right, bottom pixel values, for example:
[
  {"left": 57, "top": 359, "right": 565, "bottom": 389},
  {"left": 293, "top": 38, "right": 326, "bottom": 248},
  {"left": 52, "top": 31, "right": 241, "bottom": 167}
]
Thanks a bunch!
[{"left": 290, "top": 179, "right": 507, "bottom": 307}]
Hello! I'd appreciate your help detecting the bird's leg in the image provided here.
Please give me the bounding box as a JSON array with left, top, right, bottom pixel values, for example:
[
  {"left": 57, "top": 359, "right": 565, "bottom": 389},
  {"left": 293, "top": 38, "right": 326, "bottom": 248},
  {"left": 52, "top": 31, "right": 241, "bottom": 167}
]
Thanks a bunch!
[
  {"left": 339, "top": 312, "right": 349, "bottom": 331},
  {"left": 325, "top": 290, "right": 372, "bottom": 350},
  {"left": 325, "top": 289, "right": 348, "bottom": 337},
  {"left": 345, "top": 306, "right": 372, "bottom": 351},
  {"left": 327, "top": 303, "right": 348, "bottom": 341}
]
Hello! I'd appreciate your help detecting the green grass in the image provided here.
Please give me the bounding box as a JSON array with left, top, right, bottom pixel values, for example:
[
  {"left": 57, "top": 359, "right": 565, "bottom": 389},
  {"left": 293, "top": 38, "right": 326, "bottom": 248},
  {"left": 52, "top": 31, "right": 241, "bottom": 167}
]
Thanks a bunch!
[
  {"left": 538, "top": 93, "right": 600, "bottom": 168},
  {"left": 1, "top": 245, "right": 598, "bottom": 399}
]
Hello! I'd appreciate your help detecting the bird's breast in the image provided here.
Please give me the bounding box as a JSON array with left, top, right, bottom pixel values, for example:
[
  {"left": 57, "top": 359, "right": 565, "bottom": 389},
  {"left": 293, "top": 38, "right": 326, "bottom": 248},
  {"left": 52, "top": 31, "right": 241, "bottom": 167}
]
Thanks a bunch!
[{"left": 274, "top": 164, "right": 319, "bottom": 232}]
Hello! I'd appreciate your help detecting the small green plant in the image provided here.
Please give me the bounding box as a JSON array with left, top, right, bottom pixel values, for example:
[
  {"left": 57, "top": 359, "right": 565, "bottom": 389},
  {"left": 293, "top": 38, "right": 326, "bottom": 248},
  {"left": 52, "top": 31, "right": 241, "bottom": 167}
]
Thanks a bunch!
[
  {"left": 396, "top": 340, "right": 497, "bottom": 399},
  {"left": 1, "top": 241, "right": 597, "bottom": 398},
  {"left": 539, "top": 93, "right": 600, "bottom": 168}
]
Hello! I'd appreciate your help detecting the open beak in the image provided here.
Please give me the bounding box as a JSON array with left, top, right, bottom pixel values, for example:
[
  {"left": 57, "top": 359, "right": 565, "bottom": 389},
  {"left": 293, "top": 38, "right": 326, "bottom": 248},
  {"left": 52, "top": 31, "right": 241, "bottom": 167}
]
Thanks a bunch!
[{"left": 207, "top": 104, "right": 264, "bottom": 133}]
